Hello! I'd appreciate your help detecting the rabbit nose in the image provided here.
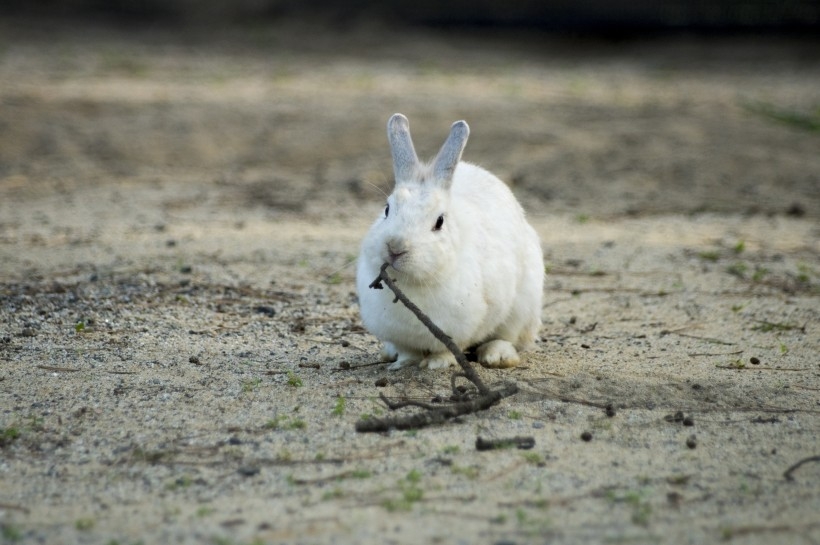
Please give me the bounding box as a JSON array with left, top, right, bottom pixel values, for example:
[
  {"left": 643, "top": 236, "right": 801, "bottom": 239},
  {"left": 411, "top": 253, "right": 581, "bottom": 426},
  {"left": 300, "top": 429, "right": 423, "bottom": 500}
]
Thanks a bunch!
[{"left": 386, "top": 240, "right": 408, "bottom": 263}]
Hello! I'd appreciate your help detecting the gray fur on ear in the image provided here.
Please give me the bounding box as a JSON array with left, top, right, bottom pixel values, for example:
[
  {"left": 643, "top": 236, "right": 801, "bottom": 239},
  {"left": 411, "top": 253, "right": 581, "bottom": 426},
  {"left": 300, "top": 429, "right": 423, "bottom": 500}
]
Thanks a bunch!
[
  {"left": 433, "top": 120, "right": 470, "bottom": 184},
  {"left": 387, "top": 113, "right": 419, "bottom": 184}
]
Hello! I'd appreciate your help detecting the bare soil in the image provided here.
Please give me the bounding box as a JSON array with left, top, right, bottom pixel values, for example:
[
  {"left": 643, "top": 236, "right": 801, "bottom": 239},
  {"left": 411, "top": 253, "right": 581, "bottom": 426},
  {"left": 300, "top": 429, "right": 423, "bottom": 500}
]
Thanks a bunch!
[{"left": 1, "top": 19, "right": 819, "bottom": 545}]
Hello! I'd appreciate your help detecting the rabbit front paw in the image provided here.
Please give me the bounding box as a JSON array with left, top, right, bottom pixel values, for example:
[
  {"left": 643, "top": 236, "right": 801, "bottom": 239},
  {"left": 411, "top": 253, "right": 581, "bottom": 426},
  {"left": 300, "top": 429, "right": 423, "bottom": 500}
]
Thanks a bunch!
[
  {"left": 477, "top": 340, "right": 520, "bottom": 368},
  {"left": 420, "top": 352, "right": 456, "bottom": 370}
]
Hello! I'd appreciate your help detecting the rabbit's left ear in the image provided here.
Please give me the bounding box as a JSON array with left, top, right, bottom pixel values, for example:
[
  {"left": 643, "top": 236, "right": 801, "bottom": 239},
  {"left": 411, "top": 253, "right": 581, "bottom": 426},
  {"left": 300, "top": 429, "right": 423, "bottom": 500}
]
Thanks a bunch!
[
  {"left": 432, "top": 120, "right": 469, "bottom": 186},
  {"left": 387, "top": 113, "right": 419, "bottom": 185}
]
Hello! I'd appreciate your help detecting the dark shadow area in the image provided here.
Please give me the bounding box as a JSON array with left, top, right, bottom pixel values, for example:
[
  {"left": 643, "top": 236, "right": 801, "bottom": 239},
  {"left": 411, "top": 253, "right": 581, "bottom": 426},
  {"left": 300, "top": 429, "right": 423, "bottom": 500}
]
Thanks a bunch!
[{"left": 1, "top": 0, "right": 819, "bottom": 34}]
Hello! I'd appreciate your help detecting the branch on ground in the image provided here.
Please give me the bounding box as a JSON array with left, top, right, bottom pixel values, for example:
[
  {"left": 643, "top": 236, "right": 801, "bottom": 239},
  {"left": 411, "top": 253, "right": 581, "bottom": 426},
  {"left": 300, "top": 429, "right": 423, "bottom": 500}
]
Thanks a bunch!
[{"left": 355, "top": 263, "right": 518, "bottom": 433}]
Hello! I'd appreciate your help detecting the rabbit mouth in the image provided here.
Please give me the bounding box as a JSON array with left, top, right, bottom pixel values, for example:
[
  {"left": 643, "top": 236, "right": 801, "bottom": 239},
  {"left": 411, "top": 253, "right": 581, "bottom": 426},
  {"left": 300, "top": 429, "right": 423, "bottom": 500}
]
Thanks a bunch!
[
  {"left": 387, "top": 250, "right": 408, "bottom": 269},
  {"left": 385, "top": 241, "right": 409, "bottom": 270}
]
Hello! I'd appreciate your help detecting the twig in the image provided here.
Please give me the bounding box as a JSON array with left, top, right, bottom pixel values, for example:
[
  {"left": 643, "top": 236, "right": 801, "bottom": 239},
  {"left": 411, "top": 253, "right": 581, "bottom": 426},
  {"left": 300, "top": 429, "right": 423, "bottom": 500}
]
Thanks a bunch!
[
  {"left": 688, "top": 350, "right": 744, "bottom": 357},
  {"left": 37, "top": 365, "right": 81, "bottom": 372},
  {"left": 661, "top": 330, "right": 735, "bottom": 346},
  {"left": 290, "top": 469, "right": 362, "bottom": 485},
  {"left": 783, "top": 454, "right": 820, "bottom": 481},
  {"left": 692, "top": 406, "right": 819, "bottom": 415},
  {"left": 715, "top": 365, "right": 806, "bottom": 371},
  {"left": 356, "top": 263, "right": 518, "bottom": 432},
  {"left": 720, "top": 522, "right": 820, "bottom": 540},
  {"left": 0, "top": 502, "right": 29, "bottom": 513},
  {"left": 369, "top": 263, "right": 489, "bottom": 395},
  {"left": 355, "top": 383, "right": 518, "bottom": 432},
  {"left": 476, "top": 436, "right": 535, "bottom": 451},
  {"left": 378, "top": 393, "right": 440, "bottom": 411},
  {"left": 524, "top": 382, "right": 614, "bottom": 413},
  {"left": 332, "top": 361, "right": 384, "bottom": 372}
]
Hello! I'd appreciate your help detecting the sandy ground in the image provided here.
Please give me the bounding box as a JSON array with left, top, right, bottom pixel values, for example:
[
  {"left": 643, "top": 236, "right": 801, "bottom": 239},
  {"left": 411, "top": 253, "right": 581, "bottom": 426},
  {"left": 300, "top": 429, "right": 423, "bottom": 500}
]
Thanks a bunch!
[{"left": 1, "top": 19, "right": 819, "bottom": 545}]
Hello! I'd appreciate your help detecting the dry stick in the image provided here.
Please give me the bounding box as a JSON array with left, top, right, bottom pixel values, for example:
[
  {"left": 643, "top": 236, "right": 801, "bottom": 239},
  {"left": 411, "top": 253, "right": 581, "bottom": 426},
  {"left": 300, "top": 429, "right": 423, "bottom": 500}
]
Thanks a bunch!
[
  {"left": 356, "top": 384, "right": 517, "bottom": 432},
  {"left": 715, "top": 365, "right": 806, "bottom": 371},
  {"left": 720, "top": 523, "right": 820, "bottom": 540},
  {"left": 687, "top": 350, "right": 744, "bottom": 357},
  {"left": 0, "top": 502, "right": 29, "bottom": 514},
  {"left": 356, "top": 263, "right": 518, "bottom": 433},
  {"left": 290, "top": 469, "right": 362, "bottom": 485},
  {"left": 783, "top": 454, "right": 820, "bottom": 481},
  {"left": 476, "top": 436, "right": 536, "bottom": 451},
  {"left": 664, "top": 331, "right": 735, "bottom": 346},
  {"left": 369, "top": 263, "right": 490, "bottom": 395},
  {"left": 37, "top": 365, "right": 81, "bottom": 372}
]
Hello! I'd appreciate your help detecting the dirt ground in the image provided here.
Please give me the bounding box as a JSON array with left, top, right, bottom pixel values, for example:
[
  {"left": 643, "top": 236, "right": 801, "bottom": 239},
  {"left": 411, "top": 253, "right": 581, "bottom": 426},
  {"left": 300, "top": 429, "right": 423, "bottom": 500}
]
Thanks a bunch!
[{"left": 1, "top": 19, "right": 819, "bottom": 545}]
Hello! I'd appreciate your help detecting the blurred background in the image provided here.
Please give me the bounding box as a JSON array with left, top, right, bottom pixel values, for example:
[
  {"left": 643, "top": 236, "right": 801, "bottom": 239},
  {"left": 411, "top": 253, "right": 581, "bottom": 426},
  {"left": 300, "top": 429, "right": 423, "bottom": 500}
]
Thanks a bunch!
[
  {"left": 0, "top": 1, "right": 818, "bottom": 220},
  {"left": 2, "top": 0, "right": 820, "bottom": 30}
]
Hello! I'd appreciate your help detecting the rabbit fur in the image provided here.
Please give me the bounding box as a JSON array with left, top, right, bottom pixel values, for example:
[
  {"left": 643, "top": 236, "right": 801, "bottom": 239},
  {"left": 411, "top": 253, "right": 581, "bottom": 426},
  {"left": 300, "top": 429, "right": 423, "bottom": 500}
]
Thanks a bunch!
[{"left": 356, "top": 113, "right": 543, "bottom": 370}]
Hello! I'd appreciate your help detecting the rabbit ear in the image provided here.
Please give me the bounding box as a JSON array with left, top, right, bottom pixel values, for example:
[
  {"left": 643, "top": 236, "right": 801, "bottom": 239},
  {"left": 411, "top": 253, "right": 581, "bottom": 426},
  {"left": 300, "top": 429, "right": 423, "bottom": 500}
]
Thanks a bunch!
[
  {"left": 387, "top": 113, "right": 419, "bottom": 184},
  {"left": 432, "top": 120, "right": 469, "bottom": 185}
]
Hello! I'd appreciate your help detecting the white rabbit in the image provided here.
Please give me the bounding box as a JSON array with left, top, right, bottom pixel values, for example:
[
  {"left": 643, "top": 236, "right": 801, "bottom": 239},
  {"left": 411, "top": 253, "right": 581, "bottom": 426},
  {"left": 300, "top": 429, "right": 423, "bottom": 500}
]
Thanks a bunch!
[{"left": 356, "top": 113, "right": 543, "bottom": 371}]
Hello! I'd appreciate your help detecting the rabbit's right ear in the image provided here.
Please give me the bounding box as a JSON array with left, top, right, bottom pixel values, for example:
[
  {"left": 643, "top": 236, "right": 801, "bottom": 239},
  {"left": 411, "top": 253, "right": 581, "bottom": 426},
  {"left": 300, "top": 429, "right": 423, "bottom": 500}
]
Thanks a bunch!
[
  {"left": 387, "top": 113, "right": 419, "bottom": 184},
  {"left": 432, "top": 120, "right": 469, "bottom": 186}
]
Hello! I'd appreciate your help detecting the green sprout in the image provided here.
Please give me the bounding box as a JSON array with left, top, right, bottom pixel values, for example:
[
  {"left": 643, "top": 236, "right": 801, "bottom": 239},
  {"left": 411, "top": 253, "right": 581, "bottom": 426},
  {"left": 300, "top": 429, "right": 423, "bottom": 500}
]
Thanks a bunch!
[
  {"left": 75, "top": 518, "right": 95, "bottom": 531},
  {"left": 242, "top": 378, "right": 262, "bottom": 393},
  {"left": 287, "top": 371, "right": 302, "bottom": 388},
  {"left": 332, "top": 396, "right": 346, "bottom": 417}
]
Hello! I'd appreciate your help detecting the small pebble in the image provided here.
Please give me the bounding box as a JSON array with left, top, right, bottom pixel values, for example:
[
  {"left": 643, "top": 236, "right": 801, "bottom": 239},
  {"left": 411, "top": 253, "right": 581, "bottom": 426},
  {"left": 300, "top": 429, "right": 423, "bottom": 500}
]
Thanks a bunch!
[
  {"left": 605, "top": 403, "right": 616, "bottom": 417},
  {"left": 686, "top": 435, "right": 697, "bottom": 449},
  {"left": 374, "top": 377, "right": 389, "bottom": 387},
  {"left": 786, "top": 203, "right": 805, "bottom": 217},
  {"left": 237, "top": 466, "right": 260, "bottom": 477},
  {"left": 667, "top": 491, "right": 683, "bottom": 507},
  {"left": 749, "top": 357, "right": 760, "bottom": 365},
  {"left": 683, "top": 416, "right": 694, "bottom": 427},
  {"left": 189, "top": 356, "right": 200, "bottom": 364},
  {"left": 254, "top": 305, "right": 276, "bottom": 317},
  {"left": 581, "top": 431, "right": 593, "bottom": 442}
]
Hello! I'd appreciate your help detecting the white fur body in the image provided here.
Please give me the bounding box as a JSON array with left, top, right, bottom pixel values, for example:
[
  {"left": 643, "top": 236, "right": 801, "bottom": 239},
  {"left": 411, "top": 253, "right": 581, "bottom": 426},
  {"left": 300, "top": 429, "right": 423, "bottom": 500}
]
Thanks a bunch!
[{"left": 357, "top": 155, "right": 543, "bottom": 370}]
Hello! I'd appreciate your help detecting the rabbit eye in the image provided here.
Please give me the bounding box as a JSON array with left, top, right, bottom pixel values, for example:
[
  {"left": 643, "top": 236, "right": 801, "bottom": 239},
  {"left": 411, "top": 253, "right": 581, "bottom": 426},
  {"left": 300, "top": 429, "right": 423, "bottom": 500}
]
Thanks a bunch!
[
  {"left": 433, "top": 214, "right": 444, "bottom": 231},
  {"left": 384, "top": 203, "right": 390, "bottom": 217}
]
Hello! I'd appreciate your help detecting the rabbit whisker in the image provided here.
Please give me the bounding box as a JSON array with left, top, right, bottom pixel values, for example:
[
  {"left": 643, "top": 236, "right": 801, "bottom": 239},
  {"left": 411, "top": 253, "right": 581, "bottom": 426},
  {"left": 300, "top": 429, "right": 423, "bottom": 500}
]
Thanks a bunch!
[{"left": 364, "top": 180, "right": 389, "bottom": 199}]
